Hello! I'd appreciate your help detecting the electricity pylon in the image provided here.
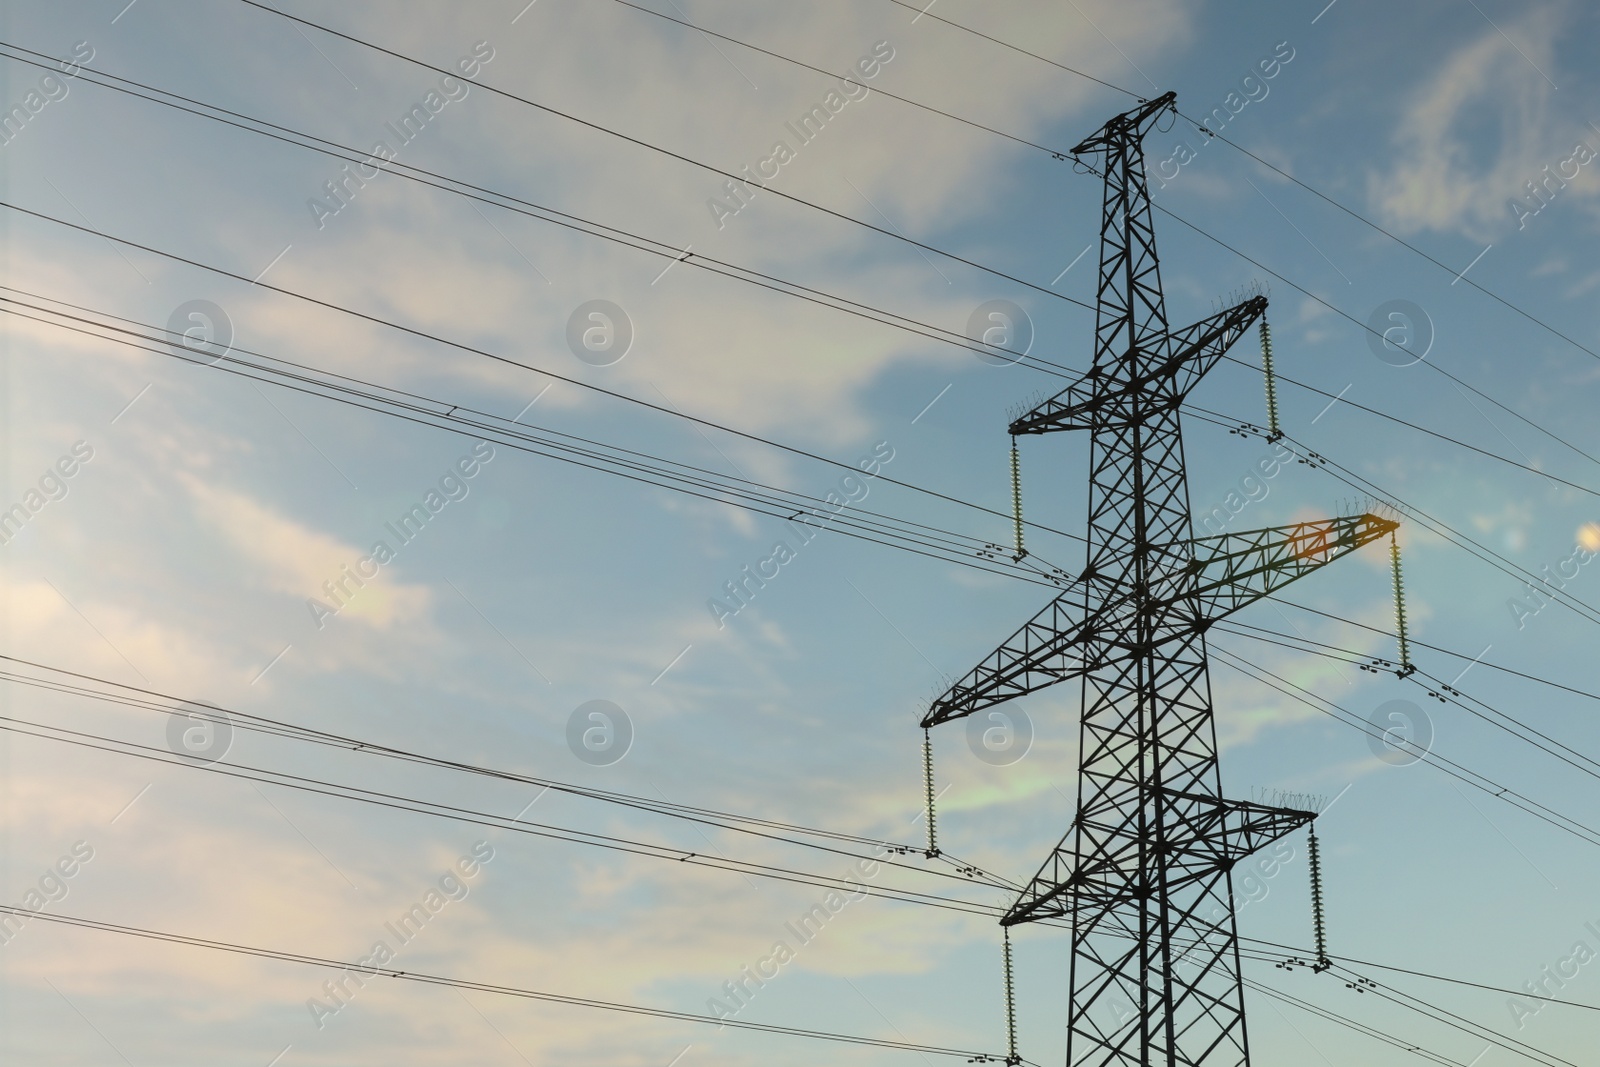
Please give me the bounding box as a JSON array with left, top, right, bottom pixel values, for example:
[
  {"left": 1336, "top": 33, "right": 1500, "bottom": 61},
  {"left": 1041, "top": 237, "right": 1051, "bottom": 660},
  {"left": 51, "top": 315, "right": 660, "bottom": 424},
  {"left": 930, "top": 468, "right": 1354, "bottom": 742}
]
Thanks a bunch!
[{"left": 924, "top": 92, "right": 1395, "bottom": 1065}]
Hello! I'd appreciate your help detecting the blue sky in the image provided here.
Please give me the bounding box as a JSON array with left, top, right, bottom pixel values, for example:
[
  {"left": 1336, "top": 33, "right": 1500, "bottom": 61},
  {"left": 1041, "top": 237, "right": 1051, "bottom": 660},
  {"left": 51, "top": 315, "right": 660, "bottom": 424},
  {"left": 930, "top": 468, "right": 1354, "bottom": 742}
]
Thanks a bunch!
[{"left": 2, "top": 0, "right": 1599, "bottom": 1064}]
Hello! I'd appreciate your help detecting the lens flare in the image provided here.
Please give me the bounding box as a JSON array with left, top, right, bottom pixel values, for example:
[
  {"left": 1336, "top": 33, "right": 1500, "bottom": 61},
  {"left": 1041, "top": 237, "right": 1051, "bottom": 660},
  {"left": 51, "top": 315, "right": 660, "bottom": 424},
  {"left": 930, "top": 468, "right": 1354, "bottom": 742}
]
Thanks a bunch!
[{"left": 1579, "top": 523, "right": 1600, "bottom": 552}]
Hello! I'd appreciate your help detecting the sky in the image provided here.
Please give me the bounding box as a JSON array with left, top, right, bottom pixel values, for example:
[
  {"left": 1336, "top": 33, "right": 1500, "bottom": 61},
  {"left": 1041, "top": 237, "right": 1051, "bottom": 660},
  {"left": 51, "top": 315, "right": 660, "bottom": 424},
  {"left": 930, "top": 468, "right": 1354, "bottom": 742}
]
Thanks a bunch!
[{"left": 2, "top": 0, "right": 1599, "bottom": 1064}]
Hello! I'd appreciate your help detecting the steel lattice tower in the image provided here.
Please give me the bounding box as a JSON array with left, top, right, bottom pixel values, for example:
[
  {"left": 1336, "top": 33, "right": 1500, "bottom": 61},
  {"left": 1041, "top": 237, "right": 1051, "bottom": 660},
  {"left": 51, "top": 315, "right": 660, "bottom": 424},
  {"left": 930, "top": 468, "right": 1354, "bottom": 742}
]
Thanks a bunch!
[{"left": 924, "top": 93, "right": 1396, "bottom": 1066}]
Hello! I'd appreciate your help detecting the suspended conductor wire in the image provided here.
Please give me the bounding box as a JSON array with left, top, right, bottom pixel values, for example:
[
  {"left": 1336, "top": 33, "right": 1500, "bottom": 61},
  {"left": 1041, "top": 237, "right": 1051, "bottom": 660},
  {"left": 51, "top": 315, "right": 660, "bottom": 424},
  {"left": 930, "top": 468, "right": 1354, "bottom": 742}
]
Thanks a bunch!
[
  {"left": 1242, "top": 980, "right": 1467, "bottom": 1067},
  {"left": 0, "top": 41, "right": 1089, "bottom": 369},
  {"left": 0, "top": 713, "right": 1028, "bottom": 913},
  {"left": 0, "top": 654, "right": 1023, "bottom": 889},
  {"left": 8, "top": 657, "right": 1598, "bottom": 1056},
  {"left": 609, "top": 0, "right": 1070, "bottom": 157},
  {"left": 872, "top": 0, "right": 1600, "bottom": 377},
  {"left": 11, "top": 37, "right": 1590, "bottom": 502},
  {"left": 0, "top": 40, "right": 1583, "bottom": 510},
  {"left": 1180, "top": 408, "right": 1600, "bottom": 629},
  {"left": 1061, "top": 157, "right": 1600, "bottom": 491},
  {"left": 1209, "top": 646, "right": 1600, "bottom": 850},
  {"left": 230, "top": 1, "right": 1084, "bottom": 310},
  {"left": 0, "top": 290, "right": 1082, "bottom": 590},
  {"left": 1219, "top": 622, "right": 1600, "bottom": 795},
  {"left": 0, "top": 904, "right": 1009, "bottom": 1060},
  {"left": 65, "top": 14, "right": 1588, "bottom": 499}
]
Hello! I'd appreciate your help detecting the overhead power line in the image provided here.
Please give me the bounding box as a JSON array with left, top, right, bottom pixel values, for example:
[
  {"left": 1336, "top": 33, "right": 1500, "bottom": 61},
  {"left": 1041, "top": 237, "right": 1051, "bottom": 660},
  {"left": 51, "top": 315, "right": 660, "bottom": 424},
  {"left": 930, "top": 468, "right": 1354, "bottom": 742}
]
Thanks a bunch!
[
  {"left": 0, "top": 652, "right": 1015, "bottom": 891},
  {"left": 879, "top": 0, "right": 1134, "bottom": 96},
  {"left": 881, "top": 0, "right": 1600, "bottom": 376},
  {"left": 229, "top": 0, "right": 1600, "bottom": 486},
  {"left": 1211, "top": 646, "right": 1600, "bottom": 849},
  {"left": 1178, "top": 410, "right": 1600, "bottom": 632},
  {"left": 1260, "top": 598, "right": 1600, "bottom": 704},
  {"left": 1244, "top": 979, "right": 1464, "bottom": 1067},
  {"left": 1236, "top": 934, "right": 1600, "bottom": 1015},
  {"left": 12, "top": 656, "right": 1593, "bottom": 1057},
  {"left": 5, "top": 679, "right": 1582, "bottom": 1063},
  {"left": 0, "top": 713, "right": 1020, "bottom": 916},
  {"left": 19, "top": 636, "right": 1599, "bottom": 1043},
  {"left": 1, "top": 41, "right": 1586, "bottom": 514},
  {"left": 609, "top": 0, "right": 1070, "bottom": 157},
  {"left": 0, "top": 289, "right": 1077, "bottom": 588},
  {"left": 1218, "top": 620, "right": 1600, "bottom": 783},
  {"left": 5, "top": 186, "right": 1582, "bottom": 616},
  {"left": 1065, "top": 155, "right": 1600, "bottom": 495},
  {"left": 21, "top": 283, "right": 1600, "bottom": 787},
  {"left": 231, "top": 0, "right": 1079, "bottom": 308},
  {"left": 0, "top": 904, "right": 1013, "bottom": 1061},
  {"left": 0, "top": 41, "right": 1089, "bottom": 358}
]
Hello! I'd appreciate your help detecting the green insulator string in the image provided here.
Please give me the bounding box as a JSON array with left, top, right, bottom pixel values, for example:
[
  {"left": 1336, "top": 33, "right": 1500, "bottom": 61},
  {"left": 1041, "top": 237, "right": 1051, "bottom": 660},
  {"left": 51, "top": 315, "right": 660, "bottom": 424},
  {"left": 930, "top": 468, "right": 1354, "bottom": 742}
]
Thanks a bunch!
[
  {"left": 1009, "top": 438, "right": 1026, "bottom": 562},
  {"left": 1260, "top": 318, "right": 1282, "bottom": 441},
  {"left": 1003, "top": 928, "right": 1020, "bottom": 1064},
  {"left": 1308, "top": 823, "right": 1331, "bottom": 973},
  {"left": 1390, "top": 533, "right": 1414, "bottom": 677},
  {"left": 921, "top": 729, "right": 939, "bottom": 858}
]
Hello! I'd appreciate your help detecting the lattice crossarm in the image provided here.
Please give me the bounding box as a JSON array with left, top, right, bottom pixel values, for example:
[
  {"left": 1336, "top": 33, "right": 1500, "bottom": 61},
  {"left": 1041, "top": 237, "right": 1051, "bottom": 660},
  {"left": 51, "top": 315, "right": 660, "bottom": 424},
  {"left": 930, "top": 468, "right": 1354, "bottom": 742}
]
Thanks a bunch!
[
  {"left": 1008, "top": 298, "right": 1265, "bottom": 436},
  {"left": 1167, "top": 295, "right": 1268, "bottom": 400},
  {"left": 1178, "top": 514, "right": 1398, "bottom": 621},
  {"left": 1071, "top": 90, "right": 1177, "bottom": 155},
  {"left": 1007, "top": 374, "right": 1100, "bottom": 436},
  {"left": 922, "top": 595, "right": 1084, "bottom": 727}
]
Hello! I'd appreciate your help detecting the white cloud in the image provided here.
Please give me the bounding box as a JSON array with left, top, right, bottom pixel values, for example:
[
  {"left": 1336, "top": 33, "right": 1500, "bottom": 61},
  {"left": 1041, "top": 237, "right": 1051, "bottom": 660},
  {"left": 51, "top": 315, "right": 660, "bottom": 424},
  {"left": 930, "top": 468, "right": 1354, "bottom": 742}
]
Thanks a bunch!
[{"left": 1367, "top": 6, "right": 1592, "bottom": 241}]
